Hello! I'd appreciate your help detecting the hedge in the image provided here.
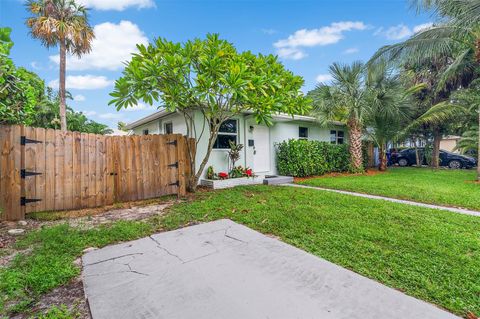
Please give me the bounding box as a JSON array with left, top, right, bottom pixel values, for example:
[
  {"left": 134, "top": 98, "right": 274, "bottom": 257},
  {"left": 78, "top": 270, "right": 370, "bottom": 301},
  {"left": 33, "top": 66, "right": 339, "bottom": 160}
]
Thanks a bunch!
[{"left": 276, "top": 139, "right": 350, "bottom": 177}]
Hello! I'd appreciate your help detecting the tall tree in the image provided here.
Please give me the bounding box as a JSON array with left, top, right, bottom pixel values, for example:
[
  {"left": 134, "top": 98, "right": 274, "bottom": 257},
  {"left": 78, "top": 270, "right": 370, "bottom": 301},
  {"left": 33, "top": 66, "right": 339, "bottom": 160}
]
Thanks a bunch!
[
  {"left": 26, "top": 0, "right": 94, "bottom": 131},
  {"left": 309, "top": 62, "right": 368, "bottom": 172},
  {"left": 110, "top": 34, "right": 309, "bottom": 190}
]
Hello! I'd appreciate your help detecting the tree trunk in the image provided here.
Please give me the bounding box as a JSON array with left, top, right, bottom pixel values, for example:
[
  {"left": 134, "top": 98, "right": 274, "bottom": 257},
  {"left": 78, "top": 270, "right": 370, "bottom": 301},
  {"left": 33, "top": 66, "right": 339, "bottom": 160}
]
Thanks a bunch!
[
  {"left": 378, "top": 143, "right": 387, "bottom": 171},
  {"left": 59, "top": 39, "right": 67, "bottom": 131},
  {"left": 413, "top": 139, "right": 421, "bottom": 167},
  {"left": 190, "top": 124, "right": 221, "bottom": 191},
  {"left": 431, "top": 129, "right": 441, "bottom": 168},
  {"left": 348, "top": 118, "right": 364, "bottom": 172}
]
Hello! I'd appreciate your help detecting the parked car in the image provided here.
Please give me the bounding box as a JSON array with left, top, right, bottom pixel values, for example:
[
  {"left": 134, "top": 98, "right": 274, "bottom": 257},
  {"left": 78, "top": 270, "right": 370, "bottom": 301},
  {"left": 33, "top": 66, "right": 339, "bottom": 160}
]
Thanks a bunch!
[{"left": 395, "top": 148, "right": 477, "bottom": 169}]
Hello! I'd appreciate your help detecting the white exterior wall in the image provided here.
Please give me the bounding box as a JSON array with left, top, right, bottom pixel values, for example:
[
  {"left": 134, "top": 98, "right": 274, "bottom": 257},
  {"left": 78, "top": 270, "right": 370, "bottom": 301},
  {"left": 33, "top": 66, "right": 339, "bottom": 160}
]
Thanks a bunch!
[{"left": 130, "top": 111, "right": 346, "bottom": 179}]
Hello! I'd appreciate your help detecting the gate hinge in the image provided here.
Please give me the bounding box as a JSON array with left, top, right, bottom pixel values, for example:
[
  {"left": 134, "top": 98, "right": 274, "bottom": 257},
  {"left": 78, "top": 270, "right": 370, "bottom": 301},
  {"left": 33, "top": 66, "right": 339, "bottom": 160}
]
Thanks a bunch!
[
  {"left": 169, "top": 181, "right": 179, "bottom": 187},
  {"left": 20, "top": 197, "right": 42, "bottom": 206},
  {"left": 166, "top": 140, "right": 177, "bottom": 146},
  {"left": 168, "top": 162, "right": 178, "bottom": 168},
  {"left": 20, "top": 136, "right": 42, "bottom": 145},
  {"left": 21, "top": 169, "right": 42, "bottom": 179}
]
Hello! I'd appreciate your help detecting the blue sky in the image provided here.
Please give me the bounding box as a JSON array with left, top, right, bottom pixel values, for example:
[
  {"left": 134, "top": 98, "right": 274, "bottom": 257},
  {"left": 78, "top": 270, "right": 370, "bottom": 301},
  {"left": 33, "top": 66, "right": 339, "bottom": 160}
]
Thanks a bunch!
[{"left": 1, "top": 0, "right": 431, "bottom": 131}]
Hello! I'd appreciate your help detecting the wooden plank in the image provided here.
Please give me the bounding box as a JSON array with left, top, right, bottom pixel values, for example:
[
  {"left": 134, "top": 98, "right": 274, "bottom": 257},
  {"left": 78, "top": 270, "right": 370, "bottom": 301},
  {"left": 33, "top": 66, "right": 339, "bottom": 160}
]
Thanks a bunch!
[
  {"left": 166, "top": 134, "right": 178, "bottom": 195},
  {"left": 0, "top": 125, "right": 7, "bottom": 220},
  {"left": 126, "top": 136, "right": 136, "bottom": 201},
  {"left": 23, "top": 126, "right": 37, "bottom": 213},
  {"left": 80, "top": 133, "right": 89, "bottom": 208},
  {"left": 133, "top": 135, "right": 144, "bottom": 200},
  {"left": 13, "top": 125, "right": 24, "bottom": 220},
  {"left": 176, "top": 135, "right": 187, "bottom": 196},
  {"left": 152, "top": 135, "right": 162, "bottom": 197},
  {"left": 140, "top": 135, "right": 151, "bottom": 199},
  {"left": 88, "top": 133, "right": 96, "bottom": 207},
  {"left": 95, "top": 135, "right": 105, "bottom": 206},
  {"left": 105, "top": 137, "right": 114, "bottom": 205},
  {"left": 44, "top": 129, "right": 56, "bottom": 211},
  {"left": 34, "top": 128, "right": 46, "bottom": 212},
  {"left": 63, "top": 131, "right": 74, "bottom": 210},
  {"left": 116, "top": 136, "right": 126, "bottom": 201},
  {"left": 72, "top": 132, "right": 82, "bottom": 209},
  {"left": 54, "top": 130, "right": 65, "bottom": 211}
]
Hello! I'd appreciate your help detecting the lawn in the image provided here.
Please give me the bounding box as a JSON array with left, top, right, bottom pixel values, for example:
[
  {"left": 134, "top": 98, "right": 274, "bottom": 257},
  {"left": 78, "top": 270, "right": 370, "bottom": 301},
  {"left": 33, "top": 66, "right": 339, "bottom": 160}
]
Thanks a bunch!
[
  {"left": 1, "top": 185, "right": 479, "bottom": 317},
  {"left": 297, "top": 167, "right": 480, "bottom": 211}
]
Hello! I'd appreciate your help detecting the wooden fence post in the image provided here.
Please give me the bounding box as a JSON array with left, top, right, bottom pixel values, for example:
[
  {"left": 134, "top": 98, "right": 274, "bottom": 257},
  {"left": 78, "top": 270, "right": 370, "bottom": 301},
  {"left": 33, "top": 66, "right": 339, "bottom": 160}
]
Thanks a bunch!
[{"left": 176, "top": 135, "right": 187, "bottom": 196}]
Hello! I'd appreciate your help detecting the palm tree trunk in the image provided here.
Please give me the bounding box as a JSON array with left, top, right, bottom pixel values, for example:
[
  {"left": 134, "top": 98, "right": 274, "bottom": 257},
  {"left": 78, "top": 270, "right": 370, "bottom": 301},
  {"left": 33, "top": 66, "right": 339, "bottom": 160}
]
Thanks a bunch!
[
  {"left": 59, "top": 39, "right": 67, "bottom": 131},
  {"left": 378, "top": 143, "right": 387, "bottom": 171},
  {"left": 348, "top": 118, "right": 364, "bottom": 172},
  {"left": 431, "top": 129, "right": 441, "bottom": 168}
]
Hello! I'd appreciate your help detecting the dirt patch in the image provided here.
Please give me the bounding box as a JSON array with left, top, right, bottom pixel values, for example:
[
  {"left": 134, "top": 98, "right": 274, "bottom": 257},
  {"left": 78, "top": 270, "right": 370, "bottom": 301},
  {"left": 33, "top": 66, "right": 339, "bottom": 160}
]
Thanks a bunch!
[
  {"left": 10, "top": 276, "right": 90, "bottom": 319},
  {"left": 294, "top": 169, "right": 384, "bottom": 183},
  {"left": 464, "top": 180, "right": 480, "bottom": 185}
]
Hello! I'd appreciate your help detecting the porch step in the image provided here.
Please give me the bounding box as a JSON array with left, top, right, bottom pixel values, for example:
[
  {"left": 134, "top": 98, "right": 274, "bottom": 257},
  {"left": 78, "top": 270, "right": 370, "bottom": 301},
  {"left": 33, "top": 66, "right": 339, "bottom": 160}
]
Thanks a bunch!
[{"left": 263, "top": 175, "right": 294, "bottom": 185}]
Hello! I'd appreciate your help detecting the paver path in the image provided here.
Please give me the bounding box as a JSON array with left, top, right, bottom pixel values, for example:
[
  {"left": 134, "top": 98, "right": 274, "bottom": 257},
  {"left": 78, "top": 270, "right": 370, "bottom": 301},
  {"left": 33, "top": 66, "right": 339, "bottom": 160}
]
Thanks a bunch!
[
  {"left": 82, "top": 219, "right": 459, "bottom": 319},
  {"left": 286, "top": 183, "right": 480, "bottom": 217}
]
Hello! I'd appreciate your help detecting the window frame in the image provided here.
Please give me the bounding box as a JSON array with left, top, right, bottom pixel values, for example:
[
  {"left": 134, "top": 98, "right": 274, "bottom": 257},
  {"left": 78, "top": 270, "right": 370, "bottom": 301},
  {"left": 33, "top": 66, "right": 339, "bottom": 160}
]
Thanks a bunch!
[
  {"left": 299, "top": 126, "right": 309, "bottom": 139},
  {"left": 164, "top": 122, "right": 173, "bottom": 135},
  {"left": 143, "top": 129, "right": 149, "bottom": 135},
  {"left": 330, "top": 130, "right": 345, "bottom": 145},
  {"left": 213, "top": 119, "right": 239, "bottom": 149}
]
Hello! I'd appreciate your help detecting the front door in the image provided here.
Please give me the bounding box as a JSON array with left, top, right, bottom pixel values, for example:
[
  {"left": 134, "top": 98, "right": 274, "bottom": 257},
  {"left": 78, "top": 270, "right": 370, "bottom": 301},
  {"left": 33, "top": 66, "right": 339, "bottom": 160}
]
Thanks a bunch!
[{"left": 252, "top": 125, "right": 270, "bottom": 173}]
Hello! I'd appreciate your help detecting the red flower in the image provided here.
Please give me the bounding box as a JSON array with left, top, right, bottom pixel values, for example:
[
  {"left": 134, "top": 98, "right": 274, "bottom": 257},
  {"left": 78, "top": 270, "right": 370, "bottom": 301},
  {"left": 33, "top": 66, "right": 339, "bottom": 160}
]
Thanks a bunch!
[
  {"left": 218, "top": 172, "right": 228, "bottom": 179},
  {"left": 245, "top": 169, "right": 253, "bottom": 176}
]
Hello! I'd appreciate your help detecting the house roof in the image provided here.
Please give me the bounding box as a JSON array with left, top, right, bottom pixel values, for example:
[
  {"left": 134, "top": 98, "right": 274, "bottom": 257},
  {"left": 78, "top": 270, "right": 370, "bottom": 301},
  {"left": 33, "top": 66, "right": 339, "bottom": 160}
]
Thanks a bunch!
[{"left": 125, "top": 108, "right": 344, "bottom": 130}]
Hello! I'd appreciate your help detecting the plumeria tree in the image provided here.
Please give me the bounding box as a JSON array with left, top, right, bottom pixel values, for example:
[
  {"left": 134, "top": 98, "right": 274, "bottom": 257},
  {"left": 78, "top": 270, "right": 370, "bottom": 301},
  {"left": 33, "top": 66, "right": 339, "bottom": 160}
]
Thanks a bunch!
[
  {"left": 26, "top": 0, "right": 94, "bottom": 131},
  {"left": 110, "top": 34, "right": 310, "bottom": 190}
]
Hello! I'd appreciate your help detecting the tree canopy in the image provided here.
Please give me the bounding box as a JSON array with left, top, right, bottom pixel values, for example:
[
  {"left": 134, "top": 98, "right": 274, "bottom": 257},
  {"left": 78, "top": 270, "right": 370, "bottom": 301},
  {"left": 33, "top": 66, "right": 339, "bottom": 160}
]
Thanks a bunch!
[{"left": 110, "top": 33, "right": 310, "bottom": 189}]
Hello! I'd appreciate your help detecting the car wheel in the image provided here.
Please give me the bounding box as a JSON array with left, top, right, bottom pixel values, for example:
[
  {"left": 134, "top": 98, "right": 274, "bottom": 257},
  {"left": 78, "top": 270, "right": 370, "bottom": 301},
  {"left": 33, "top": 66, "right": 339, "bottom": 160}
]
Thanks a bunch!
[
  {"left": 448, "top": 160, "right": 462, "bottom": 169},
  {"left": 398, "top": 158, "right": 409, "bottom": 167}
]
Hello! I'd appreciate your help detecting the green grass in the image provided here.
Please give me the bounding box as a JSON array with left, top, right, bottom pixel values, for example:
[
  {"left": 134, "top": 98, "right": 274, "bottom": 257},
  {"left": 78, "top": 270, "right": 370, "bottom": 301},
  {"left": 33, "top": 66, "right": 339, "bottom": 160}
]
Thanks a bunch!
[
  {"left": 298, "top": 167, "right": 480, "bottom": 210},
  {"left": 1, "top": 185, "right": 479, "bottom": 317}
]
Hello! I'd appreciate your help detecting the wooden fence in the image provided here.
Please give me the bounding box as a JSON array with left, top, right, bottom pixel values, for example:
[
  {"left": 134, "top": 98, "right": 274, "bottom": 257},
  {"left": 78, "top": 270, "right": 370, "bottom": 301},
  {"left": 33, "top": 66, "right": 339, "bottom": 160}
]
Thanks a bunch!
[{"left": 0, "top": 125, "right": 193, "bottom": 221}]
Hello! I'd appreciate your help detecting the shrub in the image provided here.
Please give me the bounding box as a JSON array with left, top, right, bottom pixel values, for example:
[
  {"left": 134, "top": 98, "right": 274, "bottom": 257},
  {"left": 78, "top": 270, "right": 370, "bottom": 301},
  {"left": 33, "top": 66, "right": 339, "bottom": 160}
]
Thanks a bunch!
[{"left": 276, "top": 139, "right": 350, "bottom": 177}]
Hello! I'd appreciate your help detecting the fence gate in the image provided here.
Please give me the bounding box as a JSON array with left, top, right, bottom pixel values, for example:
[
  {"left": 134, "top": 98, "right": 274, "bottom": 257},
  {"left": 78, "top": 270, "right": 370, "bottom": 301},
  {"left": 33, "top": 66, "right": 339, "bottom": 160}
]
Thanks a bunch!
[{"left": 0, "top": 125, "right": 190, "bottom": 221}]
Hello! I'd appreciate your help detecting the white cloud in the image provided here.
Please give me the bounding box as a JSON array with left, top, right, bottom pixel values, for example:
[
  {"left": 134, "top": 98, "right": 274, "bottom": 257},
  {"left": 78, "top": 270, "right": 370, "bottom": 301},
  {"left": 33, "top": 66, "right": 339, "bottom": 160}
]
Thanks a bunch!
[
  {"left": 343, "top": 47, "right": 359, "bottom": 55},
  {"left": 77, "top": 0, "right": 155, "bottom": 11},
  {"left": 276, "top": 48, "right": 307, "bottom": 60},
  {"left": 413, "top": 22, "right": 434, "bottom": 33},
  {"left": 274, "top": 21, "right": 367, "bottom": 60},
  {"left": 120, "top": 102, "right": 156, "bottom": 112},
  {"left": 48, "top": 75, "right": 113, "bottom": 90},
  {"left": 30, "top": 61, "right": 42, "bottom": 70},
  {"left": 49, "top": 21, "right": 148, "bottom": 71},
  {"left": 98, "top": 113, "right": 124, "bottom": 120},
  {"left": 73, "top": 94, "right": 86, "bottom": 102},
  {"left": 316, "top": 74, "right": 333, "bottom": 83},
  {"left": 82, "top": 110, "right": 97, "bottom": 117},
  {"left": 375, "top": 22, "right": 434, "bottom": 40}
]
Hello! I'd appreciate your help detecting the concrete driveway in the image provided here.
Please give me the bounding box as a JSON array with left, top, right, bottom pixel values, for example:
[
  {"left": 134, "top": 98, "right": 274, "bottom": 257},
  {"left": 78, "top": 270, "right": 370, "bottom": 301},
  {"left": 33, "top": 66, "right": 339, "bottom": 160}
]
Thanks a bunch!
[{"left": 82, "top": 219, "right": 459, "bottom": 319}]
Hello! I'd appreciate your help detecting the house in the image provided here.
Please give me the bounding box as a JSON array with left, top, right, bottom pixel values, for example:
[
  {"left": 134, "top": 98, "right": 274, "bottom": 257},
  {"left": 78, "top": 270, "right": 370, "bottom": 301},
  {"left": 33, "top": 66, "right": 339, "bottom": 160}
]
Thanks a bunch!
[
  {"left": 125, "top": 109, "right": 348, "bottom": 179},
  {"left": 439, "top": 135, "right": 461, "bottom": 153}
]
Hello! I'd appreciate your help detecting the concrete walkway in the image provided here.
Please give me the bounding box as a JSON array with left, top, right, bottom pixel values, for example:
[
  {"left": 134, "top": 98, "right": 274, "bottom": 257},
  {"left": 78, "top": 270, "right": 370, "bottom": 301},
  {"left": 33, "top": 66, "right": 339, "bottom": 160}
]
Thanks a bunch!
[
  {"left": 286, "top": 183, "right": 480, "bottom": 217},
  {"left": 83, "top": 219, "right": 459, "bottom": 319}
]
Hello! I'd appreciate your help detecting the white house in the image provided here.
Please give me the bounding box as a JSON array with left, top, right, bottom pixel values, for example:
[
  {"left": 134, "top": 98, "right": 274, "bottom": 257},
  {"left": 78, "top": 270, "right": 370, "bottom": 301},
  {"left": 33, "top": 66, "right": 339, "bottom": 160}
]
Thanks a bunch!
[{"left": 125, "top": 109, "right": 348, "bottom": 178}]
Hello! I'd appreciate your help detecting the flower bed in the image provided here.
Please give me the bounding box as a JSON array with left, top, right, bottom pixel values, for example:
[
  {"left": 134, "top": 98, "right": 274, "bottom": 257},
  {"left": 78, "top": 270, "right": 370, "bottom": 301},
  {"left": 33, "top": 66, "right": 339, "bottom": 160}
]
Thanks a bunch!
[{"left": 201, "top": 165, "right": 261, "bottom": 189}]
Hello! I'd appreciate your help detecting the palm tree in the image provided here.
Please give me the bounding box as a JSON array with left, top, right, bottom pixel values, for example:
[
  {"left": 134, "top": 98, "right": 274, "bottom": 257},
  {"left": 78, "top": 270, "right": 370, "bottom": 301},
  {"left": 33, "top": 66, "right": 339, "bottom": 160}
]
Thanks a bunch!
[
  {"left": 369, "top": 0, "right": 480, "bottom": 179},
  {"left": 364, "top": 63, "right": 420, "bottom": 170},
  {"left": 26, "top": 0, "right": 94, "bottom": 131},
  {"left": 310, "top": 62, "right": 367, "bottom": 172}
]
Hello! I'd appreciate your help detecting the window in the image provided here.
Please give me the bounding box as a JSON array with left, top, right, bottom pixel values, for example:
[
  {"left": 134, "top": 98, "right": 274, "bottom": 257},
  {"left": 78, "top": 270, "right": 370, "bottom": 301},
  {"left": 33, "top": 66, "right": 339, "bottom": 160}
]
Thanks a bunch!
[
  {"left": 164, "top": 122, "right": 173, "bottom": 134},
  {"left": 213, "top": 119, "right": 238, "bottom": 149},
  {"left": 330, "top": 130, "right": 344, "bottom": 144},
  {"left": 143, "top": 129, "right": 149, "bottom": 135},
  {"left": 299, "top": 127, "right": 308, "bottom": 139}
]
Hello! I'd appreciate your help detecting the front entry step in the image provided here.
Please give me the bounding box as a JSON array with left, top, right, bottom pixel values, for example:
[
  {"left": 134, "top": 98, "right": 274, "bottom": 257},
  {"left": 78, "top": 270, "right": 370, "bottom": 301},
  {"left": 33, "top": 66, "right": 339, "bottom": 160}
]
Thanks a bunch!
[{"left": 263, "top": 175, "right": 294, "bottom": 185}]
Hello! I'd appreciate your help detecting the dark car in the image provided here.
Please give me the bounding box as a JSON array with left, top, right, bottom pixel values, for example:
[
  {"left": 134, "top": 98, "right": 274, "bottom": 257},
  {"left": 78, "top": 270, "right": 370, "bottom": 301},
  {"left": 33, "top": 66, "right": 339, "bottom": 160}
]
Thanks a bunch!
[{"left": 396, "top": 148, "right": 477, "bottom": 169}]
